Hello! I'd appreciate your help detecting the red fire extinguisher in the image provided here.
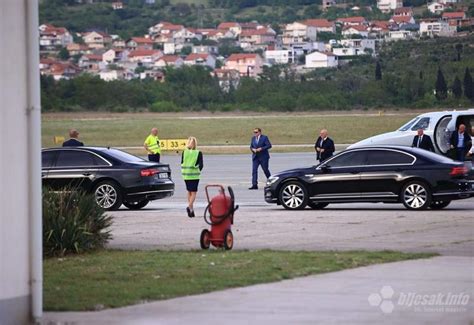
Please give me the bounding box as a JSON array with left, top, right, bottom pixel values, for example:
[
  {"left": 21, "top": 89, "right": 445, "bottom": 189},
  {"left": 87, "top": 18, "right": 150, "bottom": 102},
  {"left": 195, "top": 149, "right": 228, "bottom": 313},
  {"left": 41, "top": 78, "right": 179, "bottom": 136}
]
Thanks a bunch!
[{"left": 200, "top": 185, "right": 238, "bottom": 250}]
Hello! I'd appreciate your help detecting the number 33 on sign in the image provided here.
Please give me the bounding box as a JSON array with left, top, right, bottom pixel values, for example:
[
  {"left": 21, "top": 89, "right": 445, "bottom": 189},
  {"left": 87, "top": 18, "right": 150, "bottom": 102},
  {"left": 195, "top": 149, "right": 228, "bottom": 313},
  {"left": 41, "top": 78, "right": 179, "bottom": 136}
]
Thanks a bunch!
[{"left": 158, "top": 139, "right": 187, "bottom": 151}]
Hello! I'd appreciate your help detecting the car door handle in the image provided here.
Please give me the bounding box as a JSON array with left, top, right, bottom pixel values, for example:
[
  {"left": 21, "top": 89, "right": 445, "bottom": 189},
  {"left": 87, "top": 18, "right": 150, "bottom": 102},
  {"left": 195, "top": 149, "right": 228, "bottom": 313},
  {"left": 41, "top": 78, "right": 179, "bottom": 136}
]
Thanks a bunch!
[{"left": 83, "top": 172, "right": 92, "bottom": 176}]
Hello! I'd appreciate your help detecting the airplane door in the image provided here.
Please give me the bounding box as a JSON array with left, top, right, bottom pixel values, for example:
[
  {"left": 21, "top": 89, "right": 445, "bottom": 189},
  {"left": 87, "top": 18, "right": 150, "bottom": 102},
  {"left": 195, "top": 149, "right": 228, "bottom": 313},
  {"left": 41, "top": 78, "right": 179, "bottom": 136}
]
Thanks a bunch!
[{"left": 434, "top": 115, "right": 452, "bottom": 154}]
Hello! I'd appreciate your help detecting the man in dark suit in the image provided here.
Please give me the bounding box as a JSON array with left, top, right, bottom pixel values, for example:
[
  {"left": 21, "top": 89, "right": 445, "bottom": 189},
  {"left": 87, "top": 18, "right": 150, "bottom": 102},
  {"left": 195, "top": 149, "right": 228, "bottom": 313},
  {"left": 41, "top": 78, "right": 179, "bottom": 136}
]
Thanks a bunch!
[
  {"left": 314, "top": 129, "right": 335, "bottom": 163},
  {"left": 62, "top": 129, "right": 84, "bottom": 147},
  {"left": 411, "top": 128, "right": 435, "bottom": 152},
  {"left": 249, "top": 128, "right": 272, "bottom": 190},
  {"left": 450, "top": 124, "right": 472, "bottom": 161}
]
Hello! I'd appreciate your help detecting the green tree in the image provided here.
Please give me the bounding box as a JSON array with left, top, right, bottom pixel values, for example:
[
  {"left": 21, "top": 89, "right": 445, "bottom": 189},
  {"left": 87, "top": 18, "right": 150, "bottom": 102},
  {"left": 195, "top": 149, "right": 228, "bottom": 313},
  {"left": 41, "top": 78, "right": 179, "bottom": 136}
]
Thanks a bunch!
[
  {"left": 464, "top": 68, "right": 473, "bottom": 100},
  {"left": 435, "top": 68, "right": 447, "bottom": 100},
  {"left": 452, "top": 76, "right": 462, "bottom": 99},
  {"left": 58, "top": 47, "right": 70, "bottom": 60},
  {"left": 375, "top": 61, "right": 382, "bottom": 81},
  {"left": 455, "top": 43, "right": 463, "bottom": 61}
]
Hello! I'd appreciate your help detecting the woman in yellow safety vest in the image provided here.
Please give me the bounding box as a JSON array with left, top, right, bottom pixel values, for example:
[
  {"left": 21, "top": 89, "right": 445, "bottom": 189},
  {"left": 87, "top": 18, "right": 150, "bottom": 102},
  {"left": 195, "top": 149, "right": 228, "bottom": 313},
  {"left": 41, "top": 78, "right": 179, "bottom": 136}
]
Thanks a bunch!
[{"left": 181, "top": 136, "right": 203, "bottom": 218}]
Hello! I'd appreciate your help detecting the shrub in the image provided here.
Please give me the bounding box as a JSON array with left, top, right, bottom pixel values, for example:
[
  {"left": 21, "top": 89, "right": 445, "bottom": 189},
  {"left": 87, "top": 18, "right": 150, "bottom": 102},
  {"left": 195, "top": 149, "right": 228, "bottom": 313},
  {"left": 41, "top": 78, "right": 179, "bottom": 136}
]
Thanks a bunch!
[
  {"left": 43, "top": 188, "right": 113, "bottom": 257},
  {"left": 150, "top": 101, "right": 181, "bottom": 112}
]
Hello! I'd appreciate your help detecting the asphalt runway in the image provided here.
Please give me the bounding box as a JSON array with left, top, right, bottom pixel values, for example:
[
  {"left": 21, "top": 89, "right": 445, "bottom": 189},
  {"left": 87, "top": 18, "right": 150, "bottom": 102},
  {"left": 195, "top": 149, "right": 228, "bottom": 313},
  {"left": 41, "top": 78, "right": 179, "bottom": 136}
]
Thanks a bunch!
[{"left": 107, "top": 153, "right": 474, "bottom": 256}]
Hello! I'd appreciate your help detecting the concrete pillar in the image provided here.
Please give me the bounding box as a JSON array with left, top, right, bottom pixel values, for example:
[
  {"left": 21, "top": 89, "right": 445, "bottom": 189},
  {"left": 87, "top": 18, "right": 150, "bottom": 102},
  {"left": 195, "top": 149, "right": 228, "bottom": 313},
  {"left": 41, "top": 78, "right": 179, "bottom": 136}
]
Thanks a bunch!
[{"left": 0, "top": 1, "right": 42, "bottom": 324}]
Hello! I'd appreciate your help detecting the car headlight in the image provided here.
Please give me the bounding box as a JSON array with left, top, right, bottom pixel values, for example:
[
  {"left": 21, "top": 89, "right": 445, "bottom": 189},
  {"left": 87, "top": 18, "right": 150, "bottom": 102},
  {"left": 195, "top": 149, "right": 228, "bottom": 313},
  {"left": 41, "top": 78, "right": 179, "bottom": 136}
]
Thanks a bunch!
[{"left": 266, "top": 176, "right": 279, "bottom": 186}]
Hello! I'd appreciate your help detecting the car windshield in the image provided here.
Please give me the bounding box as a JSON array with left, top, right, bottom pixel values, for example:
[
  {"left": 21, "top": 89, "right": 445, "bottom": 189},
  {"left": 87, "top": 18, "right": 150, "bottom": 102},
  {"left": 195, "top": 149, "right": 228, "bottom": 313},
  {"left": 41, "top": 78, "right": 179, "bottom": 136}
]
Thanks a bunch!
[
  {"left": 398, "top": 117, "right": 419, "bottom": 131},
  {"left": 101, "top": 148, "right": 145, "bottom": 162}
]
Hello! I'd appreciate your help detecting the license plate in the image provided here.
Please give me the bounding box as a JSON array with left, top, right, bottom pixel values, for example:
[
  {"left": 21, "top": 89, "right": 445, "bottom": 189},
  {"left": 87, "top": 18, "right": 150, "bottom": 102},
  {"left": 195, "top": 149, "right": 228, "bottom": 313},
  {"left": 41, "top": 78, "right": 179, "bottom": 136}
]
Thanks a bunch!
[{"left": 159, "top": 173, "right": 168, "bottom": 179}]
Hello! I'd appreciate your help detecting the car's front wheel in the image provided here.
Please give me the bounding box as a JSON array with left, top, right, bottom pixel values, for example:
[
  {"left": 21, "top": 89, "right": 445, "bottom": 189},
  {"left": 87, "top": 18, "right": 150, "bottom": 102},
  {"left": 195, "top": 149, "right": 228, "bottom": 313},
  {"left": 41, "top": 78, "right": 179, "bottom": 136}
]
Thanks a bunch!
[
  {"left": 279, "top": 181, "right": 308, "bottom": 210},
  {"left": 401, "top": 181, "right": 431, "bottom": 210},
  {"left": 123, "top": 200, "right": 149, "bottom": 210},
  {"left": 94, "top": 181, "right": 123, "bottom": 210}
]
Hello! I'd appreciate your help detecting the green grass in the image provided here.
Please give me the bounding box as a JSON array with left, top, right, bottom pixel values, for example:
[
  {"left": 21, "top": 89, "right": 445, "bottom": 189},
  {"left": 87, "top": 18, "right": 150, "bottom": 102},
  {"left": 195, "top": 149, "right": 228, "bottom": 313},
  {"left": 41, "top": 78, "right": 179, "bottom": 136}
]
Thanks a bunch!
[
  {"left": 43, "top": 249, "right": 435, "bottom": 311},
  {"left": 41, "top": 111, "right": 417, "bottom": 149}
]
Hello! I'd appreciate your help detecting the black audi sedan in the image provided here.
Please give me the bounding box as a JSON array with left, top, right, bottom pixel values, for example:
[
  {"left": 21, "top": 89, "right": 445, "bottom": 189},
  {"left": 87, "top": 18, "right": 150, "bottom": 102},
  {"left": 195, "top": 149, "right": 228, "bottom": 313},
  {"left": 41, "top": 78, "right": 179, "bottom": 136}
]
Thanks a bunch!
[
  {"left": 265, "top": 146, "right": 474, "bottom": 210},
  {"left": 42, "top": 147, "right": 175, "bottom": 210}
]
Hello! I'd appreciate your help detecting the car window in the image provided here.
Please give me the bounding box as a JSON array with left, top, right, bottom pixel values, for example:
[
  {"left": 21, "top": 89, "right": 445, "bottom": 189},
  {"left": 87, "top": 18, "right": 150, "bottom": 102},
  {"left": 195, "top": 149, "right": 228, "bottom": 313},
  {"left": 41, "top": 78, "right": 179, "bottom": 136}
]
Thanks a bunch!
[
  {"left": 367, "top": 150, "right": 414, "bottom": 165},
  {"left": 55, "top": 150, "right": 97, "bottom": 168},
  {"left": 325, "top": 151, "right": 367, "bottom": 167},
  {"left": 410, "top": 117, "right": 430, "bottom": 131},
  {"left": 42, "top": 151, "right": 56, "bottom": 168},
  {"left": 100, "top": 148, "right": 145, "bottom": 163}
]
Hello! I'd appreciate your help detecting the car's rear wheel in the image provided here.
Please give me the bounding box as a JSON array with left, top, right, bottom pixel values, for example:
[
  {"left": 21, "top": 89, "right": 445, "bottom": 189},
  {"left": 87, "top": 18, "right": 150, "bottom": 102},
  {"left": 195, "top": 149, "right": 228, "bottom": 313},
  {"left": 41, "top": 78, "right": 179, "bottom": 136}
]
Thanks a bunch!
[
  {"left": 308, "top": 202, "right": 329, "bottom": 210},
  {"left": 401, "top": 181, "right": 431, "bottom": 210},
  {"left": 94, "top": 181, "right": 123, "bottom": 210},
  {"left": 430, "top": 200, "right": 451, "bottom": 210},
  {"left": 279, "top": 181, "right": 308, "bottom": 210},
  {"left": 123, "top": 200, "right": 149, "bottom": 210}
]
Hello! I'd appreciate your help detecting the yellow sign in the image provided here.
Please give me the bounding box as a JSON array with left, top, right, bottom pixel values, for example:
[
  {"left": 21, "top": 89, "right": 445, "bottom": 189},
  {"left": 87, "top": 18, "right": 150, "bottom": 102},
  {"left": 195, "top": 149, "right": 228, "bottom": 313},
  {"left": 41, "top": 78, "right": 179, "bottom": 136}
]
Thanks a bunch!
[
  {"left": 54, "top": 136, "right": 65, "bottom": 144},
  {"left": 159, "top": 139, "right": 187, "bottom": 151}
]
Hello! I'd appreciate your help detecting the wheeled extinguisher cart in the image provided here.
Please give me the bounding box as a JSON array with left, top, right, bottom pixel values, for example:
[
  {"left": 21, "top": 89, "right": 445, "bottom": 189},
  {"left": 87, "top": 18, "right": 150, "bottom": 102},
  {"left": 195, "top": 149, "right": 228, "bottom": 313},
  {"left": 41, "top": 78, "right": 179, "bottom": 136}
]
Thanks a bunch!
[{"left": 200, "top": 185, "right": 238, "bottom": 250}]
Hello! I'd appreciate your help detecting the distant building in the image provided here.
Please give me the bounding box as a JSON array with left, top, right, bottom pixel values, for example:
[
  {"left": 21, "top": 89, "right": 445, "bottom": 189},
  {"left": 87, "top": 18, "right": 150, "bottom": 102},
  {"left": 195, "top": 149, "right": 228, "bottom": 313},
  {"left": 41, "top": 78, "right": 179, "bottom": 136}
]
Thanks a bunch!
[
  {"left": 336, "top": 16, "right": 368, "bottom": 26},
  {"left": 82, "top": 31, "right": 112, "bottom": 49},
  {"left": 419, "top": 20, "right": 456, "bottom": 36},
  {"left": 282, "top": 22, "right": 318, "bottom": 46},
  {"left": 111, "top": 2, "right": 123, "bottom": 10},
  {"left": 224, "top": 53, "right": 263, "bottom": 77},
  {"left": 238, "top": 28, "right": 276, "bottom": 51},
  {"left": 126, "top": 37, "right": 154, "bottom": 50},
  {"left": 217, "top": 22, "right": 242, "bottom": 36},
  {"left": 155, "top": 55, "right": 184, "bottom": 68},
  {"left": 427, "top": 2, "right": 447, "bottom": 14},
  {"left": 305, "top": 51, "right": 338, "bottom": 69},
  {"left": 377, "top": 0, "right": 403, "bottom": 13},
  {"left": 212, "top": 68, "right": 240, "bottom": 91},
  {"left": 265, "top": 50, "right": 292, "bottom": 65},
  {"left": 393, "top": 7, "right": 413, "bottom": 16},
  {"left": 301, "top": 19, "right": 336, "bottom": 34},
  {"left": 183, "top": 53, "right": 216, "bottom": 69},
  {"left": 39, "top": 24, "right": 73, "bottom": 51},
  {"left": 342, "top": 25, "right": 370, "bottom": 38}
]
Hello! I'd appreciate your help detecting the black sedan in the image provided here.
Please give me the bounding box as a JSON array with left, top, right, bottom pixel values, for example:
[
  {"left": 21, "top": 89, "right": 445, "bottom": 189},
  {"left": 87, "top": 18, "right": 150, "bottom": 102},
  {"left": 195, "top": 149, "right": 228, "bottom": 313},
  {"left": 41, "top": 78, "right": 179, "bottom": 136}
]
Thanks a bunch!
[
  {"left": 264, "top": 146, "right": 474, "bottom": 210},
  {"left": 42, "top": 147, "right": 175, "bottom": 210}
]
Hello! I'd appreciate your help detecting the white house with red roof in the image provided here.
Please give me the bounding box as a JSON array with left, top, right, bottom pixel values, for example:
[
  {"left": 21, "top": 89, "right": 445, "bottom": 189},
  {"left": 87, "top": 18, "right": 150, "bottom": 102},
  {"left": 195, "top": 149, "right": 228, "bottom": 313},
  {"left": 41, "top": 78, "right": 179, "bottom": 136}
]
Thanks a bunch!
[
  {"left": 126, "top": 37, "right": 154, "bottom": 50},
  {"left": 419, "top": 19, "right": 456, "bottom": 36},
  {"left": 390, "top": 15, "right": 416, "bottom": 26},
  {"left": 39, "top": 24, "right": 73, "bottom": 51},
  {"left": 442, "top": 12, "right": 467, "bottom": 26},
  {"left": 102, "top": 48, "right": 128, "bottom": 63},
  {"left": 427, "top": 2, "right": 447, "bottom": 14},
  {"left": 336, "top": 16, "right": 368, "bottom": 26},
  {"left": 377, "top": 0, "right": 403, "bottom": 13},
  {"left": 155, "top": 55, "right": 184, "bottom": 68},
  {"left": 217, "top": 22, "right": 242, "bottom": 36},
  {"left": 282, "top": 22, "right": 318, "bottom": 46},
  {"left": 305, "top": 51, "right": 338, "bottom": 69},
  {"left": 224, "top": 53, "right": 263, "bottom": 77},
  {"left": 238, "top": 28, "right": 276, "bottom": 50},
  {"left": 66, "top": 43, "right": 90, "bottom": 56},
  {"left": 342, "top": 25, "right": 370, "bottom": 38},
  {"left": 128, "top": 49, "right": 163, "bottom": 66},
  {"left": 183, "top": 53, "right": 216, "bottom": 68},
  {"left": 82, "top": 31, "right": 112, "bottom": 49},
  {"left": 301, "top": 19, "right": 336, "bottom": 33},
  {"left": 148, "top": 22, "right": 185, "bottom": 37}
]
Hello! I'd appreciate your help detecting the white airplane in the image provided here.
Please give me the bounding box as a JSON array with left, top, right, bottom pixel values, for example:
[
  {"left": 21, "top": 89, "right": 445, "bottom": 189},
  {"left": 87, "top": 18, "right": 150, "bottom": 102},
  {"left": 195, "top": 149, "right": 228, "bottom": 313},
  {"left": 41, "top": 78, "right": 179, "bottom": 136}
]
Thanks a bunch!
[{"left": 349, "top": 109, "right": 474, "bottom": 156}]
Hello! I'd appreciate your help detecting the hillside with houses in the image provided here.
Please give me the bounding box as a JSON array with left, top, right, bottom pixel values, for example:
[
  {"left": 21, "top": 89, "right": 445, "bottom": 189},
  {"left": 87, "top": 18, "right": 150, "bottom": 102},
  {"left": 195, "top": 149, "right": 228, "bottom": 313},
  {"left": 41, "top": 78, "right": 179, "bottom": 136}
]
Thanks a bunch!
[{"left": 39, "top": 0, "right": 474, "bottom": 111}]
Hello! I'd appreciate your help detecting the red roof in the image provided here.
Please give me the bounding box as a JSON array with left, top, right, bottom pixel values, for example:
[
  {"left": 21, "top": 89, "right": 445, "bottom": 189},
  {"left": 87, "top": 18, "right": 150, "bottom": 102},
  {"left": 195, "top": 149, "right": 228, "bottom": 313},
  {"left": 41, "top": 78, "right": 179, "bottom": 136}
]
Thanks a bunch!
[
  {"left": 40, "top": 58, "right": 57, "bottom": 65},
  {"left": 391, "top": 16, "right": 414, "bottom": 24},
  {"left": 442, "top": 12, "right": 465, "bottom": 19},
  {"left": 371, "top": 20, "right": 390, "bottom": 29},
  {"left": 337, "top": 16, "right": 366, "bottom": 24},
  {"left": 128, "top": 49, "right": 161, "bottom": 58},
  {"left": 226, "top": 53, "right": 259, "bottom": 62},
  {"left": 301, "top": 19, "right": 334, "bottom": 28},
  {"left": 217, "top": 22, "right": 240, "bottom": 29},
  {"left": 160, "top": 23, "right": 184, "bottom": 31},
  {"left": 185, "top": 53, "right": 210, "bottom": 61},
  {"left": 84, "top": 54, "right": 102, "bottom": 61},
  {"left": 130, "top": 37, "right": 154, "bottom": 44},
  {"left": 240, "top": 28, "right": 274, "bottom": 36},
  {"left": 159, "top": 55, "right": 181, "bottom": 63},
  {"left": 41, "top": 25, "right": 69, "bottom": 35}
]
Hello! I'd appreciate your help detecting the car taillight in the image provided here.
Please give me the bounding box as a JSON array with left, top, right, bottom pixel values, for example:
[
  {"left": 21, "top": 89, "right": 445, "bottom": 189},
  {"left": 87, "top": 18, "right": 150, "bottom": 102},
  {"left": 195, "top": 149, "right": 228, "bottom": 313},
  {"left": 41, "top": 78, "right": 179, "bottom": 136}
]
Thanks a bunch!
[
  {"left": 141, "top": 168, "right": 159, "bottom": 177},
  {"left": 449, "top": 166, "right": 468, "bottom": 176}
]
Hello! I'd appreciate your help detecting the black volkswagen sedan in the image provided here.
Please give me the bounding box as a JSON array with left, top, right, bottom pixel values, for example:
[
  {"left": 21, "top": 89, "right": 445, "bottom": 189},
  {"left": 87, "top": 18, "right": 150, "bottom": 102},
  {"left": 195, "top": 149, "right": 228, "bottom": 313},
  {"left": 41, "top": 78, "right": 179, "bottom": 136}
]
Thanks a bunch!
[
  {"left": 265, "top": 146, "right": 474, "bottom": 210},
  {"left": 42, "top": 147, "right": 175, "bottom": 210}
]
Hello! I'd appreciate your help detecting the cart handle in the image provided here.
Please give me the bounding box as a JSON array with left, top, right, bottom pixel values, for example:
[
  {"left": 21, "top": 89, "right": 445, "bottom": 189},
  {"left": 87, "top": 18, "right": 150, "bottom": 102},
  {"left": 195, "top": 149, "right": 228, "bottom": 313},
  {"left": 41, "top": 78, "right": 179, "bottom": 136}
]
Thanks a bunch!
[{"left": 204, "top": 184, "right": 225, "bottom": 203}]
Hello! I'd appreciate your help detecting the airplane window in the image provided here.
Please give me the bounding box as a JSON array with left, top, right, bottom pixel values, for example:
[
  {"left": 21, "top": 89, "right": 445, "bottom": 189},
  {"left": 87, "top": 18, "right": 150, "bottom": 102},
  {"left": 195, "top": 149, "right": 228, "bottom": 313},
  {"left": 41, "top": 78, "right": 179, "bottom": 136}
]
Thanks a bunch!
[
  {"left": 398, "top": 117, "right": 419, "bottom": 131},
  {"left": 410, "top": 117, "right": 430, "bottom": 131}
]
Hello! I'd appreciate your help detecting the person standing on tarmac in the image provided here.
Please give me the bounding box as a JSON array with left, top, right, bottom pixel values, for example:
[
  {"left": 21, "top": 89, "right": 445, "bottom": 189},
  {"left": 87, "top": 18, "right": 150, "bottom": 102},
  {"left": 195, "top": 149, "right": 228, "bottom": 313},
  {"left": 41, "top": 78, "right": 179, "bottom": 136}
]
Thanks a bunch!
[
  {"left": 144, "top": 127, "right": 161, "bottom": 162},
  {"left": 249, "top": 127, "right": 272, "bottom": 190},
  {"left": 315, "top": 129, "right": 335, "bottom": 163},
  {"left": 181, "top": 137, "right": 203, "bottom": 218},
  {"left": 62, "top": 129, "right": 84, "bottom": 147}
]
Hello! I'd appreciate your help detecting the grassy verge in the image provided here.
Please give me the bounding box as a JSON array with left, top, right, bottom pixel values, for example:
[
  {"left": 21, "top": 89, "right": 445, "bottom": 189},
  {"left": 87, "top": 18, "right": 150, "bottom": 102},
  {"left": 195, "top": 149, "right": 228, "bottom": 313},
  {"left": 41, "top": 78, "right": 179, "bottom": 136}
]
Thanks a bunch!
[
  {"left": 44, "top": 249, "right": 435, "bottom": 311},
  {"left": 41, "top": 111, "right": 418, "bottom": 149}
]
